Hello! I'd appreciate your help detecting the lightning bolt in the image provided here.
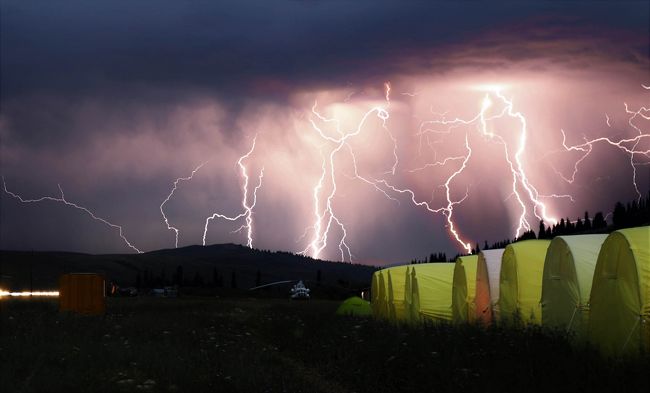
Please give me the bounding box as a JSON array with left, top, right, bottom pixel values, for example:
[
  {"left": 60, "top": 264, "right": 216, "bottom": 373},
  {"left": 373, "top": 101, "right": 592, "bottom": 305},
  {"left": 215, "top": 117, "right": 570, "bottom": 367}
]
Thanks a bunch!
[
  {"left": 300, "top": 84, "right": 396, "bottom": 261},
  {"left": 300, "top": 82, "right": 564, "bottom": 257},
  {"left": 160, "top": 161, "right": 208, "bottom": 248},
  {"left": 2, "top": 176, "right": 142, "bottom": 253},
  {"left": 559, "top": 88, "right": 650, "bottom": 200},
  {"left": 404, "top": 86, "right": 566, "bottom": 249},
  {"left": 202, "top": 136, "right": 265, "bottom": 248}
]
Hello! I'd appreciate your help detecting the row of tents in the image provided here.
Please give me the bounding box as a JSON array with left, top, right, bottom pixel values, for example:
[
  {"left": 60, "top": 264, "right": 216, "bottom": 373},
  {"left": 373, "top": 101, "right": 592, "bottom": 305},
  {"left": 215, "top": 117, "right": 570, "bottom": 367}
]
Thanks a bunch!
[{"left": 370, "top": 226, "right": 649, "bottom": 355}]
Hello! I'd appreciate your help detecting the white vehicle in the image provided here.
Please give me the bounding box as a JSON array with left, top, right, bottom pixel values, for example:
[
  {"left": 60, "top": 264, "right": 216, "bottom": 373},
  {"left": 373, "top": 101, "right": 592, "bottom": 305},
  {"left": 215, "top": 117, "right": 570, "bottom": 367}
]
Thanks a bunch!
[{"left": 290, "top": 280, "right": 310, "bottom": 300}]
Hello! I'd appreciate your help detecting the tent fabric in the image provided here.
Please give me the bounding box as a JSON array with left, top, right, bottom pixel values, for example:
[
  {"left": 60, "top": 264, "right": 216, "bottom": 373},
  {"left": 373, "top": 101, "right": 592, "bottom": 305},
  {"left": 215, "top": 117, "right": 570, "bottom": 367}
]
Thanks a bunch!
[
  {"left": 371, "top": 271, "right": 380, "bottom": 316},
  {"left": 541, "top": 235, "right": 607, "bottom": 335},
  {"left": 387, "top": 265, "right": 410, "bottom": 321},
  {"left": 475, "top": 249, "right": 504, "bottom": 325},
  {"left": 404, "top": 266, "right": 414, "bottom": 324},
  {"left": 589, "top": 226, "right": 650, "bottom": 355},
  {"left": 409, "top": 263, "right": 455, "bottom": 323},
  {"left": 406, "top": 267, "right": 419, "bottom": 323},
  {"left": 337, "top": 296, "right": 372, "bottom": 316},
  {"left": 371, "top": 270, "right": 389, "bottom": 319},
  {"left": 499, "top": 240, "right": 551, "bottom": 325},
  {"left": 452, "top": 255, "right": 479, "bottom": 323},
  {"left": 59, "top": 273, "right": 106, "bottom": 315}
]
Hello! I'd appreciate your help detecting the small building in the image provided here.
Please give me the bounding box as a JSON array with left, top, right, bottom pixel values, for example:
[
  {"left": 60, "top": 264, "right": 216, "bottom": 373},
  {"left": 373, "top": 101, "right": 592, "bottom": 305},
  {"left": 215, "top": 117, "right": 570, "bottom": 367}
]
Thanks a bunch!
[{"left": 59, "top": 273, "right": 106, "bottom": 315}]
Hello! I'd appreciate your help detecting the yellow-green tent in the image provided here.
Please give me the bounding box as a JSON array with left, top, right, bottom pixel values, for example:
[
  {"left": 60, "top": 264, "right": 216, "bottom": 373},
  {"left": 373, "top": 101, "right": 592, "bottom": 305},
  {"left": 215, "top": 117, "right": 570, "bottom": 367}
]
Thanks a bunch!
[
  {"left": 541, "top": 234, "right": 607, "bottom": 336},
  {"left": 475, "top": 249, "right": 505, "bottom": 325},
  {"left": 404, "top": 266, "right": 414, "bottom": 324},
  {"left": 409, "top": 263, "right": 455, "bottom": 323},
  {"left": 371, "top": 270, "right": 389, "bottom": 319},
  {"left": 387, "top": 265, "right": 409, "bottom": 321},
  {"left": 337, "top": 296, "right": 372, "bottom": 316},
  {"left": 452, "top": 255, "right": 479, "bottom": 323},
  {"left": 499, "top": 239, "right": 551, "bottom": 325},
  {"left": 589, "top": 226, "right": 650, "bottom": 355},
  {"left": 371, "top": 270, "right": 380, "bottom": 314}
]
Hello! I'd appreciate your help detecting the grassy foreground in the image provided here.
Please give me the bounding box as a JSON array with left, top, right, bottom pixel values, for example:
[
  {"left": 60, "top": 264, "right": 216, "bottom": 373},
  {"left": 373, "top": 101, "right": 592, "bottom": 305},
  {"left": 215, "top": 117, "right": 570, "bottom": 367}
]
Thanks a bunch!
[{"left": 1, "top": 297, "right": 648, "bottom": 393}]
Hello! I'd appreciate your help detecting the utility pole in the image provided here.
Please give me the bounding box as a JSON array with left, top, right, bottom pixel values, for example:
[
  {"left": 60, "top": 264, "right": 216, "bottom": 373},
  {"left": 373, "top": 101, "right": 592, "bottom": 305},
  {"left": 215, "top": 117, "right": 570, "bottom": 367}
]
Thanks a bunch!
[{"left": 30, "top": 250, "right": 34, "bottom": 297}]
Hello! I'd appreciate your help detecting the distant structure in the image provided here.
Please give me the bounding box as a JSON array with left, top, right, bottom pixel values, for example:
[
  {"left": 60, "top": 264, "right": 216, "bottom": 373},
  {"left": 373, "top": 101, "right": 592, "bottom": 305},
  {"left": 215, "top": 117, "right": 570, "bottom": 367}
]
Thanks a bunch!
[
  {"left": 290, "top": 280, "right": 310, "bottom": 300},
  {"left": 59, "top": 273, "right": 106, "bottom": 315}
]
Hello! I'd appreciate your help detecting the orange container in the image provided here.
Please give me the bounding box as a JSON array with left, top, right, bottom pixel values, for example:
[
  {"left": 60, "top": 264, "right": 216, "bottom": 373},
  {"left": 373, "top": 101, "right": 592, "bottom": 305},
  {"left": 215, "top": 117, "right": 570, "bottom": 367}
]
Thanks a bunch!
[{"left": 59, "top": 273, "right": 106, "bottom": 315}]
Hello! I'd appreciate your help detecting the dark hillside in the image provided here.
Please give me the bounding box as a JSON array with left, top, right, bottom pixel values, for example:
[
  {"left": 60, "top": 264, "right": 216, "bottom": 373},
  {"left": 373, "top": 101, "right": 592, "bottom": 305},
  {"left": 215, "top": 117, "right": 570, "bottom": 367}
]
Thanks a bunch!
[{"left": 0, "top": 244, "right": 376, "bottom": 297}]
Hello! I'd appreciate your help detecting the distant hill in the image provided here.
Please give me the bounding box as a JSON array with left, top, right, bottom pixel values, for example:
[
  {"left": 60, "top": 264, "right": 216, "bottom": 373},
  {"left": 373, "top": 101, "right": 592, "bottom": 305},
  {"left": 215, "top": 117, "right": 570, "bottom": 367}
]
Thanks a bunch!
[{"left": 0, "top": 244, "right": 377, "bottom": 297}]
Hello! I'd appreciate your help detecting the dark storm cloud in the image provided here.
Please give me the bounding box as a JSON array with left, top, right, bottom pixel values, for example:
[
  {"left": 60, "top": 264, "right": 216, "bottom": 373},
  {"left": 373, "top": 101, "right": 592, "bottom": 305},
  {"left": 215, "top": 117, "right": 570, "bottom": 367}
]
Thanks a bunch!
[
  {"left": 2, "top": 0, "right": 647, "bottom": 149},
  {"left": 1, "top": 1, "right": 648, "bottom": 260},
  {"left": 2, "top": 1, "right": 647, "bottom": 99}
]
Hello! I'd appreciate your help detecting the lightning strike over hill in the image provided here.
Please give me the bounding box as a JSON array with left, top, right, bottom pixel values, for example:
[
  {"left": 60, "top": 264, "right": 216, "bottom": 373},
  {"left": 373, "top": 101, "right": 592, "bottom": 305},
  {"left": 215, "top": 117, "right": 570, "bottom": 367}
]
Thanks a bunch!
[
  {"left": 2, "top": 176, "right": 142, "bottom": 253},
  {"left": 300, "top": 84, "right": 395, "bottom": 261},
  {"left": 403, "top": 86, "right": 569, "bottom": 249},
  {"left": 202, "top": 136, "right": 264, "bottom": 248},
  {"left": 160, "top": 161, "right": 208, "bottom": 248}
]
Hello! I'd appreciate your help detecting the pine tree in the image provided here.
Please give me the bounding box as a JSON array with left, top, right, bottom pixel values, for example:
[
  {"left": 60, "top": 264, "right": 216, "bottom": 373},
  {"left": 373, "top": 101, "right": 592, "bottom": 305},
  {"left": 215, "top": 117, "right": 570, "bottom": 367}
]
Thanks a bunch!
[
  {"left": 175, "top": 265, "right": 184, "bottom": 286},
  {"left": 613, "top": 202, "right": 626, "bottom": 228},
  {"left": 584, "top": 211, "right": 592, "bottom": 231},
  {"left": 193, "top": 272, "right": 204, "bottom": 287},
  {"left": 538, "top": 220, "right": 546, "bottom": 239},
  {"left": 231, "top": 271, "right": 237, "bottom": 289},
  {"left": 593, "top": 212, "right": 606, "bottom": 229},
  {"left": 575, "top": 218, "right": 583, "bottom": 232}
]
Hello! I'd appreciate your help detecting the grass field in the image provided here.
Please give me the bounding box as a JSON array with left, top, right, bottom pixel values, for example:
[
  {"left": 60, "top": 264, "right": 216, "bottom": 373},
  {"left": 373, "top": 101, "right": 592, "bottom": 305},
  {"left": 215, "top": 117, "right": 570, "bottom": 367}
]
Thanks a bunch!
[{"left": 1, "top": 297, "right": 648, "bottom": 393}]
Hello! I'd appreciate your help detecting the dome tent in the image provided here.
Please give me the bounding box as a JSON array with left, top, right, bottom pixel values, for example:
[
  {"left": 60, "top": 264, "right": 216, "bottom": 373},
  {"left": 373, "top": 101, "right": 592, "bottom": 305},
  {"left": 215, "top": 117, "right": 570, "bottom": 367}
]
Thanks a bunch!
[
  {"left": 408, "top": 263, "right": 455, "bottom": 323},
  {"left": 589, "top": 226, "right": 650, "bottom": 355},
  {"left": 499, "top": 240, "right": 551, "bottom": 325},
  {"left": 452, "top": 255, "right": 479, "bottom": 323},
  {"left": 540, "top": 234, "right": 607, "bottom": 336},
  {"left": 387, "top": 265, "right": 410, "bottom": 321},
  {"left": 475, "top": 249, "right": 505, "bottom": 325},
  {"left": 337, "top": 296, "right": 372, "bottom": 316}
]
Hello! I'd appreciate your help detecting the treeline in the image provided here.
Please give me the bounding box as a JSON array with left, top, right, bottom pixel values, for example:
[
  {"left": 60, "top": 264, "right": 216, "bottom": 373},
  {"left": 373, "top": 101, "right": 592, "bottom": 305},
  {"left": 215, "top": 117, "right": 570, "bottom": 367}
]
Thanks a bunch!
[
  {"left": 131, "top": 266, "right": 327, "bottom": 291},
  {"left": 134, "top": 266, "right": 243, "bottom": 289},
  {"left": 414, "top": 191, "right": 650, "bottom": 263}
]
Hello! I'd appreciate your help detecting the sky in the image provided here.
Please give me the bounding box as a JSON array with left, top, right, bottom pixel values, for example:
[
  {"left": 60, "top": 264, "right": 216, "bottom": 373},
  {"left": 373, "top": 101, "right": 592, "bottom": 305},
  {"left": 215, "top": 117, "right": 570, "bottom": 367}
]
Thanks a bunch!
[{"left": 1, "top": 1, "right": 649, "bottom": 264}]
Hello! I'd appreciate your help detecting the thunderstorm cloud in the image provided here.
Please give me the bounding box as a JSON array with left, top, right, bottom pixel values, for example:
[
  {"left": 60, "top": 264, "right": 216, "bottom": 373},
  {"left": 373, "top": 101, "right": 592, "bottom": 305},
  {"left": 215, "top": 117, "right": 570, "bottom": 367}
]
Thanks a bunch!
[{"left": 1, "top": 1, "right": 648, "bottom": 264}]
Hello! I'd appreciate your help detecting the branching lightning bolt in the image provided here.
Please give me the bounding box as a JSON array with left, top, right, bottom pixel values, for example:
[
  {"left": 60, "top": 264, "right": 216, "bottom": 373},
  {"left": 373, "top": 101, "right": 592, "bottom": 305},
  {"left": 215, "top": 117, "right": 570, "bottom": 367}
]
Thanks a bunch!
[
  {"left": 403, "top": 86, "right": 567, "bottom": 249},
  {"left": 559, "top": 88, "right": 650, "bottom": 200},
  {"left": 2, "top": 176, "right": 142, "bottom": 253},
  {"left": 160, "top": 161, "right": 208, "bottom": 248},
  {"left": 300, "top": 84, "right": 396, "bottom": 261},
  {"left": 202, "top": 136, "right": 265, "bottom": 248}
]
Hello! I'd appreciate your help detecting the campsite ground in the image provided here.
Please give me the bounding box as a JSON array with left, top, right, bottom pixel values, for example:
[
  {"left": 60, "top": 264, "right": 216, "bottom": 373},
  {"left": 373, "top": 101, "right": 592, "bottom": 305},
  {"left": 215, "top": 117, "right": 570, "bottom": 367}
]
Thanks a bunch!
[{"left": 1, "top": 297, "right": 648, "bottom": 393}]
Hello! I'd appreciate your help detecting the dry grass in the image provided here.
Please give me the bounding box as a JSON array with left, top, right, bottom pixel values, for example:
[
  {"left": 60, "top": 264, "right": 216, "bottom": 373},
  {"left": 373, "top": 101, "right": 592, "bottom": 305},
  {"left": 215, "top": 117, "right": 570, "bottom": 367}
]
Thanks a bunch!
[{"left": 1, "top": 297, "right": 648, "bottom": 392}]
